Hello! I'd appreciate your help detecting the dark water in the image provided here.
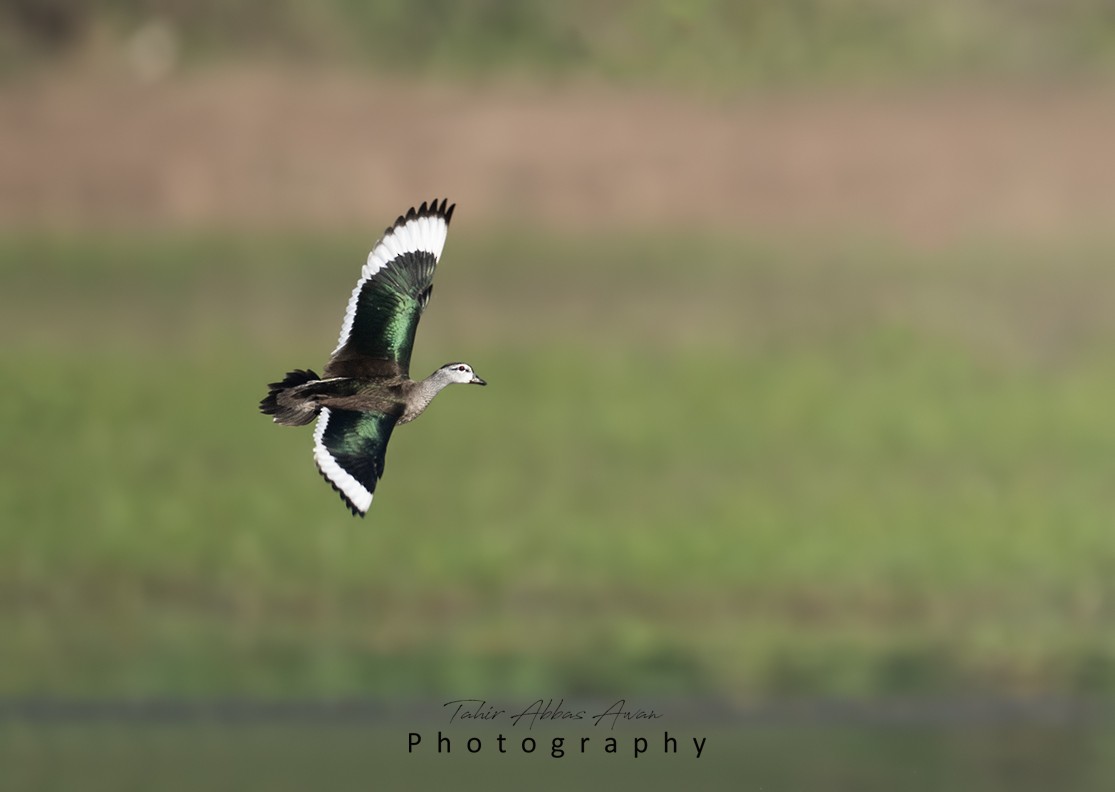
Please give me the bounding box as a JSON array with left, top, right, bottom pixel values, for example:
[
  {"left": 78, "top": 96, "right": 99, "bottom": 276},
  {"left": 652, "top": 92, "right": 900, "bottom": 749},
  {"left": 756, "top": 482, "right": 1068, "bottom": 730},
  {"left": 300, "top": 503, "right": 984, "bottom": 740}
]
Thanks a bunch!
[{"left": 2, "top": 699, "right": 1112, "bottom": 791}]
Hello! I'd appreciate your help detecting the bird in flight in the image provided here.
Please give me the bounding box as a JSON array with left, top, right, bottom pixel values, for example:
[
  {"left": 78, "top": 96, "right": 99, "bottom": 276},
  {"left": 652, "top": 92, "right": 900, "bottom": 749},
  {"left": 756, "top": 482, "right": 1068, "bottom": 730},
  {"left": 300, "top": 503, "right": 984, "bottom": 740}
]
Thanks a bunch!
[{"left": 260, "top": 198, "right": 486, "bottom": 516}]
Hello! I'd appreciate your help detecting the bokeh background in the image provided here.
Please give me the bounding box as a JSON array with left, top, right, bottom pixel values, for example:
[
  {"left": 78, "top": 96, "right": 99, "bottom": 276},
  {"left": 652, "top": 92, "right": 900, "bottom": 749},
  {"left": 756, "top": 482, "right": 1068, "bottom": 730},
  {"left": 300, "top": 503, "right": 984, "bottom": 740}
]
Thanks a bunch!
[{"left": 4, "top": 1, "right": 1115, "bottom": 789}]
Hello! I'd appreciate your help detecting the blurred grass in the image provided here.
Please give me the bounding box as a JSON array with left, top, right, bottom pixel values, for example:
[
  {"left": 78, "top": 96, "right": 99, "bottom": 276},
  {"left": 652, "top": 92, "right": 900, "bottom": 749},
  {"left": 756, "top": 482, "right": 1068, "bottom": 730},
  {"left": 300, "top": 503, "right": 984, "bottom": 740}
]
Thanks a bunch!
[
  {"left": 5, "top": 1, "right": 1115, "bottom": 86},
  {"left": 5, "top": 721, "right": 1115, "bottom": 792},
  {"left": 3, "top": 228, "right": 1115, "bottom": 697}
]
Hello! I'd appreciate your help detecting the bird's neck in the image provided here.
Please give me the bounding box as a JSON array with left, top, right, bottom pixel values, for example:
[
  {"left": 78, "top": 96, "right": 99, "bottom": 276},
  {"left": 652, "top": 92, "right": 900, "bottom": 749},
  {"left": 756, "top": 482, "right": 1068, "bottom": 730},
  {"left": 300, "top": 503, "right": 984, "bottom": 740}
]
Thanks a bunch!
[{"left": 401, "top": 371, "right": 453, "bottom": 423}]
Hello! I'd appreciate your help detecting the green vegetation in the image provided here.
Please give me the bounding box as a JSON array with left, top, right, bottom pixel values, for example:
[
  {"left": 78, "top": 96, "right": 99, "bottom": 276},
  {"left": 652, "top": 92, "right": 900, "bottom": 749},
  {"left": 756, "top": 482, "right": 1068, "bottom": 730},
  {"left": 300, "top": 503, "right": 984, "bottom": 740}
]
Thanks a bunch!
[
  {"left": 4, "top": 1, "right": 1115, "bottom": 85},
  {"left": 5, "top": 721, "right": 1115, "bottom": 792},
  {"left": 3, "top": 228, "right": 1115, "bottom": 698}
]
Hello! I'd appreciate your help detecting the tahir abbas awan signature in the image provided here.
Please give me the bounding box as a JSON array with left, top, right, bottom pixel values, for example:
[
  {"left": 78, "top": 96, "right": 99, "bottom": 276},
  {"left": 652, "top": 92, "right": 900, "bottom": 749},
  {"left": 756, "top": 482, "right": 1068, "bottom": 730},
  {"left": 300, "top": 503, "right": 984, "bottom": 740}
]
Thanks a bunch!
[{"left": 406, "top": 699, "right": 707, "bottom": 759}]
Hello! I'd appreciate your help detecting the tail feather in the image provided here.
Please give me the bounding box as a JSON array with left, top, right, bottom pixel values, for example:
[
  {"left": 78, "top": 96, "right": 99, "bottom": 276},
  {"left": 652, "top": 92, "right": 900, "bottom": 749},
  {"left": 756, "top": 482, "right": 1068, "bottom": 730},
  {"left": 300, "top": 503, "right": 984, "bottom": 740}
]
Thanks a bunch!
[{"left": 260, "top": 368, "right": 321, "bottom": 426}]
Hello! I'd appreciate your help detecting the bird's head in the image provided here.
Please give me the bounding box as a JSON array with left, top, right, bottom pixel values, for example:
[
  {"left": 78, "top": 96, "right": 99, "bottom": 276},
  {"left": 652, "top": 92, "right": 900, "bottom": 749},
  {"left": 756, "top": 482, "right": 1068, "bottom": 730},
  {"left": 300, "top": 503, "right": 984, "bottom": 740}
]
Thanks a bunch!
[{"left": 438, "top": 362, "right": 486, "bottom": 386}]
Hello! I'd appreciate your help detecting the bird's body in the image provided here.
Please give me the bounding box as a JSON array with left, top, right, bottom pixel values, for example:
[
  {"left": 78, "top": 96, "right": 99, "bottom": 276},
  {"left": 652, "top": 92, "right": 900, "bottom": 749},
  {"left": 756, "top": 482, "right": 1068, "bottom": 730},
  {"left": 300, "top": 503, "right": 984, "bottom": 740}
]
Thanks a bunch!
[
  {"left": 260, "top": 199, "right": 485, "bottom": 516},
  {"left": 264, "top": 366, "right": 475, "bottom": 426}
]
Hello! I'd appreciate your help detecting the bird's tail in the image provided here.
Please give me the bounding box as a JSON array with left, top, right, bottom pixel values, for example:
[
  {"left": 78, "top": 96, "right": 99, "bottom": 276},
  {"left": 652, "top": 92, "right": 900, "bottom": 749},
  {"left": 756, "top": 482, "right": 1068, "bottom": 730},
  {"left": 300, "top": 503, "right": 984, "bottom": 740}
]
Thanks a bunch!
[{"left": 260, "top": 369, "right": 322, "bottom": 426}]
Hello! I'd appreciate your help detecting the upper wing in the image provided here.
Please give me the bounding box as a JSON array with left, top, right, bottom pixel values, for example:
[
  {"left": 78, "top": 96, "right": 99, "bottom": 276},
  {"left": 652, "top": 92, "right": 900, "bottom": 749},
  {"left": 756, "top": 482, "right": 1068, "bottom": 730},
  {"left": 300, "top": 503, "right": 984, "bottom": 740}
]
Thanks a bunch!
[
  {"left": 324, "top": 198, "right": 455, "bottom": 379},
  {"left": 312, "top": 406, "right": 400, "bottom": 516}
]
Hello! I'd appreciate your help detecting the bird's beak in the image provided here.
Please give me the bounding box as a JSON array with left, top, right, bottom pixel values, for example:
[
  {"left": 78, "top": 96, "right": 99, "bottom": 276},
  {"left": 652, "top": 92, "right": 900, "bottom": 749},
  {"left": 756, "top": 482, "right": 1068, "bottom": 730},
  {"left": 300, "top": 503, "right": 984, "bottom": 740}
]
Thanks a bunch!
[{"left": 470, "top": 375, "right": 487, "bottom": 386}]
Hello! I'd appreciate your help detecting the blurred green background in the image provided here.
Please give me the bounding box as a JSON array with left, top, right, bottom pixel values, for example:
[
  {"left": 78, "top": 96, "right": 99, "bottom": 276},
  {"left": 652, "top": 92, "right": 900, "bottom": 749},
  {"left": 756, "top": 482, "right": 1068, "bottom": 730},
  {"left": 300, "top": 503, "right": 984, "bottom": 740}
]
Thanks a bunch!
[{"left": 3, "top": 1, "right": 1115, "bottom": 789}]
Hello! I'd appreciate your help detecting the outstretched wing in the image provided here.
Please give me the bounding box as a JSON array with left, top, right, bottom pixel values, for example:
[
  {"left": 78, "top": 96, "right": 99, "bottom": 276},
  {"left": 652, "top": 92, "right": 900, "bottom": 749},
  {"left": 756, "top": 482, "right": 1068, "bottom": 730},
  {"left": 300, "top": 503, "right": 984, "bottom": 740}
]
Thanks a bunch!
[
  {"left": 324, "top": 198, "right": 455, "bottom": 380},
  {"left": 312, "top": 407, "right": 400, "bottom": 516}
]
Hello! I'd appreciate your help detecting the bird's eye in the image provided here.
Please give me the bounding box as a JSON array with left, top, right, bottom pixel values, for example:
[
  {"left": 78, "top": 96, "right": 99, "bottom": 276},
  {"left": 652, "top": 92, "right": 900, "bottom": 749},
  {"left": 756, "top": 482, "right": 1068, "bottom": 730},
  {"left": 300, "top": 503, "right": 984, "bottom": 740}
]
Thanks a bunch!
[{"left": 458, "top": 366, "right": 467, "bottom": 372}]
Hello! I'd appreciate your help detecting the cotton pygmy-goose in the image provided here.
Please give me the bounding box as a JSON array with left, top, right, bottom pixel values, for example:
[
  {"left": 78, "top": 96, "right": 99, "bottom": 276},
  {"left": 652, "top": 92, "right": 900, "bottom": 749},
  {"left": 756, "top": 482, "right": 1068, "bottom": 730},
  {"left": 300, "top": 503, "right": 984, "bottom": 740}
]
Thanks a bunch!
[{"left": 260, "top": 198, "right": 486, "bottom": 516}]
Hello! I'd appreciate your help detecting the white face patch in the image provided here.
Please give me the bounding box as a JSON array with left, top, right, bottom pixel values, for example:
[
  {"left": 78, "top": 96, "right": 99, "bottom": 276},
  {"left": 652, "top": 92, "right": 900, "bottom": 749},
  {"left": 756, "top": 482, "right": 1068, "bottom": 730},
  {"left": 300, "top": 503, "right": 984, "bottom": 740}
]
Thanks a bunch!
[
  {"left": 312, "top": 407, "right": 373, "bottom": 514},
  {"left": 333, "top": 201, "right": 453, "bottom": 355},
  {"left": 440, "top": 363, "right": 476, "bottom": 384}
]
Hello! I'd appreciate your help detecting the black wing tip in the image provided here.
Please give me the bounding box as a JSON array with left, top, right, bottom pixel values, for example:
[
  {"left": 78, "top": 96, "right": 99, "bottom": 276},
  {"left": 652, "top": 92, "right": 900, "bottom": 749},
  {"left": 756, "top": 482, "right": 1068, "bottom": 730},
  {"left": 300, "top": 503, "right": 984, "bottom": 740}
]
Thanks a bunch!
[
  {"left": 315, "top": 462, "right": 370, "bottom": 518},
  {"left": 388, "top": 197, "right": 455, "bottom": 234}
]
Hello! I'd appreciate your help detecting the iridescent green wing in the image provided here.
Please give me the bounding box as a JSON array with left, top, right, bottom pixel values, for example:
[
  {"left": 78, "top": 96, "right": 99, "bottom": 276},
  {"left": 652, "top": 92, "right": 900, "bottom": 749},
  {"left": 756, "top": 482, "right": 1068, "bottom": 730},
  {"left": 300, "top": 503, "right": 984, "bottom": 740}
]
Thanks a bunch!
[
  {"left": 324, "top": 199, "right": 455, "bottom": 379},
  {"left": 312, "top": 407, "right": 400, "bottom": 516}
]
